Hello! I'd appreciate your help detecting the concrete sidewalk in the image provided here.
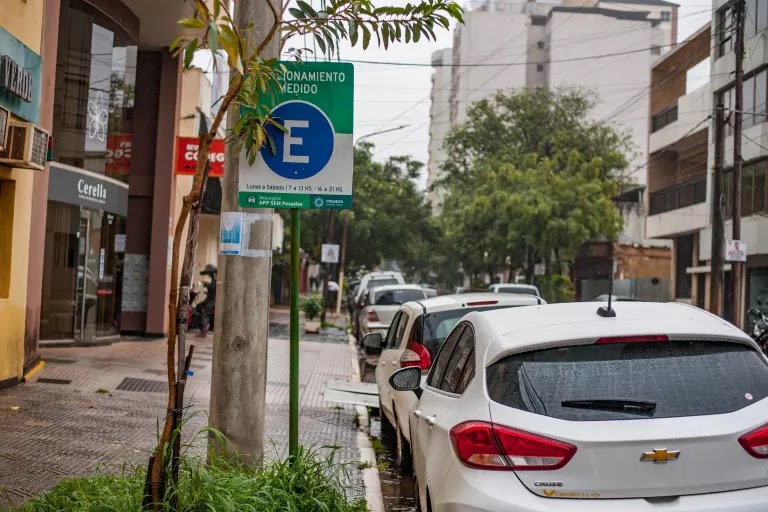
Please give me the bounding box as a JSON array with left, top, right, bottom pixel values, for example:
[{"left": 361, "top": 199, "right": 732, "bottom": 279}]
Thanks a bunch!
[{"left": 0, "top": 326, "right": 370, "bottom": 507}]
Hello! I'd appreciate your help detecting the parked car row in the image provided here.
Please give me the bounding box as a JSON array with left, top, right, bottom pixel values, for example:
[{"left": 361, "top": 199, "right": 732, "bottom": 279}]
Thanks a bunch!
[{"left": 364, "top": 294, "right": 768, "bottom": 511}]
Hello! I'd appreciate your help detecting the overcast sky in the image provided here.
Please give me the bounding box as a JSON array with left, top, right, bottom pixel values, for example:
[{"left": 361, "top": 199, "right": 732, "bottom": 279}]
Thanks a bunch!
[{"left": 196, "top": 1, "right": 713, "bottom": 186}]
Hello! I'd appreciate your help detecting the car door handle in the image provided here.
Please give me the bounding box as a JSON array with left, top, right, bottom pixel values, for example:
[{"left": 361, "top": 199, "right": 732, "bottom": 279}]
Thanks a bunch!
[
  {"left": 413, "top": 409, "right": 422, "bottom": 418},
  {"left": 424, "top": 415, "right": 437, "bottom": 426}
]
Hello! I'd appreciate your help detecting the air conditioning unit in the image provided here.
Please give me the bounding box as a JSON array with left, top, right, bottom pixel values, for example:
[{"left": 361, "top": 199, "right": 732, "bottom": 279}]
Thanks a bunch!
[
  {"left": 0, "top": 121, "right": 49, "bottom": 170},
  {"left": 0, "top": 106, "right": 9, "bottom": 153}
]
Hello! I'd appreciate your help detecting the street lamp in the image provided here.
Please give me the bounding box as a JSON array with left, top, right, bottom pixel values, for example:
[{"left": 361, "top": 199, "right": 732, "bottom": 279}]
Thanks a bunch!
[
  {"left": 354, "top": 124, "right": 410, "bottom": 147},
  {"left": 334, "top": 124, "right": 410, "bottom": 315}
]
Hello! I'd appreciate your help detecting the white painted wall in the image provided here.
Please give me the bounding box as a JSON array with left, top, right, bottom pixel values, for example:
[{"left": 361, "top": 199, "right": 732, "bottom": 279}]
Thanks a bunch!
[{"left": 548, "top": 9, "right": 664, "bottom": 186}]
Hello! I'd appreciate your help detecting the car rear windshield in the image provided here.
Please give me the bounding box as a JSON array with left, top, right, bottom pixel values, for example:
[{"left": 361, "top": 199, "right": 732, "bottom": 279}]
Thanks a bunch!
[
  {"left": 486, "top": 340, "right": 768, "bottom": 421},
  {"left": 374, "top": 289, "right": 426, "bottom": 305},
  {"left": 418, "top": 305, "right": 516, "bottom": 359},
  {"left": 366, "top": 278, "right": 399, "bottom": 290}
]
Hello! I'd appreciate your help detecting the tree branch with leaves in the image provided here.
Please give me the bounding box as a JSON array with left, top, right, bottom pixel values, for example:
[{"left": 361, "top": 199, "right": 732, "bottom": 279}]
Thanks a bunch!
[{"left": 146, "top": 0, "right": 463, "bottom": 507}]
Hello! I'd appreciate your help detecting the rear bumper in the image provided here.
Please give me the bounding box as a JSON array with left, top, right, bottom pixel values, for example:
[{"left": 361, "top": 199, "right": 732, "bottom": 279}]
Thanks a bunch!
[{"left": 435, "top": 464, "right": 768, "bottom": 512}]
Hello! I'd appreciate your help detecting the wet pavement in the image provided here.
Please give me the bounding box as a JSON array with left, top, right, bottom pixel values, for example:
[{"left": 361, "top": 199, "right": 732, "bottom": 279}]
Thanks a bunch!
[{"left": 361, "top": 358, "right": 417, "bottom": 512}]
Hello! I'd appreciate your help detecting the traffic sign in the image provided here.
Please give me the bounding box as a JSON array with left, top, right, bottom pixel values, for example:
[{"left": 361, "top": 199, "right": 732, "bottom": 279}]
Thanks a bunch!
[{"left": 239, "top": 61, "right": 354, "bottom": 209}]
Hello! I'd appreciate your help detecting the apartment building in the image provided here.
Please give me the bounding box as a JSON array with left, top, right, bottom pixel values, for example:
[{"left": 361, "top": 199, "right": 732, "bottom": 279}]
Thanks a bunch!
[
  {"left": 646, "top": 24, "right": 711, "bottom": 308},
  {"left": 427, "top": 0, "right": 678, "bottom": 196},
  {"left": 426, "top": 49, "right": 452, "bottom": 210}
]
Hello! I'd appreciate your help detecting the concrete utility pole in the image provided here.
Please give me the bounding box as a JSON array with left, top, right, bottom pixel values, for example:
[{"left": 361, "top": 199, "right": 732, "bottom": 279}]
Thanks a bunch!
[
  {"left": 710, "top": 104, "right": 726, "bottom": 317},
  {"left": 210, "top": 0, "right": 277, "bottom": 463},
  {"left": 732, "top": 0, "right": 746, "bottom": 328}
]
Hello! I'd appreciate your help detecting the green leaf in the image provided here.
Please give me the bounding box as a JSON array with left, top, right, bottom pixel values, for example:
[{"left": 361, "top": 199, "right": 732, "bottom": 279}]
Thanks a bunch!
[
  {"left": 361, "top": 24, "right": 371, "bottom": 49},
  {"left": 348, "top": 20, "right": 358, "bottom": 45},
  {"left": 170, "top": 35, "right": 185, "bottom": 52},
  {"left": 405, "top": 26, "right": 411, "bottom": 43},
  {"left": 213, "top": 0, "right": 221, "bottom": 19},
  {"left": 413, "top": 22, "right": 421, "bottom": 42},
  {"left": 289, "top": 7, "right": 306, "bottom": 18},
  {"left": 178, "top": 17, "right": 206, "bottom": 29},
  {"left": 207, "top": 22, "right": 219, "bottom": 51},
  {"left": 314, "top": 33, "right": 327, "bottom": 54},
  {"left": 297, "top": 0, "right": 318, "bottom": 17},
  {"left": 183, "top": 39, "right": 198, "bottom": 68},
  {"left": 382, "top": 23, "right": 390, "bottom": 49}
]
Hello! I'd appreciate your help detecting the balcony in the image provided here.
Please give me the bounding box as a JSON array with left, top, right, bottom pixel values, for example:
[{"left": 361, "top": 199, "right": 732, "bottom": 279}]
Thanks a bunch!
[
  {"left": 646, "top": 179, "right": 708, "bottom": 239},
  {"left": 649, "top": 84, "right": 711, "bottom": 155}
]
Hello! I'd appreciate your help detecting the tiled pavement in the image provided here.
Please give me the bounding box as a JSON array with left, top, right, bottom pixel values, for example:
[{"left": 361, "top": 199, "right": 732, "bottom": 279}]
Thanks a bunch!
[{"left": 0, "top": 324, "right": 363, "bottom": 507}]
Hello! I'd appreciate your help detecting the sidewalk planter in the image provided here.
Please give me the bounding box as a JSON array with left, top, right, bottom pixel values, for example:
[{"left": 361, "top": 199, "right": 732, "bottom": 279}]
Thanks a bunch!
[{"left": 300, "top": 296, "right": 324, "bottom": 334}]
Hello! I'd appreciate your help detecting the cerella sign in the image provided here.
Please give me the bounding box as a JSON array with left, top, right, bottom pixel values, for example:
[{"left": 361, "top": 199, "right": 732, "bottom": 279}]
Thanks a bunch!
[
  {"left": 48, "top": 163, "right": 128, "bottom": 216},
  {"left": 175, "top": 136, "right": 225, "bottom": 177}
]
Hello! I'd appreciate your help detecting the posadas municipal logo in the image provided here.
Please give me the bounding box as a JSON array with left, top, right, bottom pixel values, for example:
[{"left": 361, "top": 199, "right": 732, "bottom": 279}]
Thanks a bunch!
[{"left": 313, "top": 196, "right": 325, "bottom": 208}]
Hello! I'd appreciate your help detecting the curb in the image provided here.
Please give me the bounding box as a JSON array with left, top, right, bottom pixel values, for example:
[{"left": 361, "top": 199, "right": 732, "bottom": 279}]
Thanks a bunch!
[{"left": 348, "top": 333, "right": 385, "bottom": 512}]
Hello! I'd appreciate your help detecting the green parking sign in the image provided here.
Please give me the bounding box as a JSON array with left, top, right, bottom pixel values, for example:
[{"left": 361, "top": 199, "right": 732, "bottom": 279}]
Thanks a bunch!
[{"left": 239, "top": 61, "right": 354, "bottom": 209}]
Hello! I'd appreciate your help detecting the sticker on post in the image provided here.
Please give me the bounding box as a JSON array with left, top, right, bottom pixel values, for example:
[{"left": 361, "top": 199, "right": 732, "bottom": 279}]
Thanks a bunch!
[{"left": 219, "top": 212, "right": 273, "bottom": 258}]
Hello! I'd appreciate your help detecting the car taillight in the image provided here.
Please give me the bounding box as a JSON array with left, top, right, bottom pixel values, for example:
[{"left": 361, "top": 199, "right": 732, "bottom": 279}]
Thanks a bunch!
[
  {"left": 449, "top": 421, "right": 576, "bottom": 471},
  {"left": 400, "top": 340, "right": 431, "bottom": 370},
  {"left": 739, "top": 423, "right": 768, "bottom": 458},
  {"left": 595, "top": 335, "right": 669, "bottom": 344},
  {"left": 366, "top": 310, "right": 379, "bottom": 322}
]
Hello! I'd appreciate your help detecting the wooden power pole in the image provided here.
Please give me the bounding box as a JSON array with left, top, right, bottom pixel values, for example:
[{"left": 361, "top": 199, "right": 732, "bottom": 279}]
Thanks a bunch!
[
  {"left": 732, "top": 0, "right": 746, "bottom": 327},
  {"left": 210, "top": 0, "right": 277, "bottom": 463},
  {"left": 710, "top": 104, "right": 726, "bottom": 317}
]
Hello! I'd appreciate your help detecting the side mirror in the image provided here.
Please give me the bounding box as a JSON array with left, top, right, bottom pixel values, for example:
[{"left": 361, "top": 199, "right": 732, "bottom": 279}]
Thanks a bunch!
[
  {"left": 749, "top": 308, "right": 761, "bottom": 317},
  {"left": 362, "top": 332, "right": 384, "bottom": 353},
  {"left": 389, "top": 366, "right": 421, "bottom": 392}
]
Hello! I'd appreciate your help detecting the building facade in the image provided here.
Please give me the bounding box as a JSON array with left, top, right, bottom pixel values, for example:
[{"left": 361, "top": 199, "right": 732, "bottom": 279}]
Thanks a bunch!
[
  {"left": 426, "top": 49, "right": 452, "bottom": 210},
  {"left": 0, "top": 0, "right": 195, "bottom": 388},
  {"left": 0, "top": 0, "right": 50, "bottom": 387}
]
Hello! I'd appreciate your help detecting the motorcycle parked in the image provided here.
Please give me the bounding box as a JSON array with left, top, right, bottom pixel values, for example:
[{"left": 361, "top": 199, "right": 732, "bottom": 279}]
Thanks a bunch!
[
  {"left": 748, "top": 308, "right": 768, "bottom": 354},
  {"left": 187, "top": 288, "right": 215, "bottom": 331}
]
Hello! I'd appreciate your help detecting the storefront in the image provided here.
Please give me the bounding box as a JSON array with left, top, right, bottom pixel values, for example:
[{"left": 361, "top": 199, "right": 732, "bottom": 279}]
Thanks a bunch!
[
  {"left": 40, "top": 164, "right": 127, "bottom": 341},
  {"left": 39, "top": 0, "right": 136, "bottom": 343}
]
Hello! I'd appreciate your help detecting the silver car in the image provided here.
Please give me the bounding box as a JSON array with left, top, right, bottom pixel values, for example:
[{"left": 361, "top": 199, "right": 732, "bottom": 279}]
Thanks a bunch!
[{"left": 358, "top": 285, "right": 427, "bottom": 340}]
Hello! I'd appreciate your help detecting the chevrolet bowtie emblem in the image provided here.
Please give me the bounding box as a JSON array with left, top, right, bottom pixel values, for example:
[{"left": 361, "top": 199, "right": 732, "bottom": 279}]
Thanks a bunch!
[{"left": 641, "top": 448, "right": 681, "bottom": 463}]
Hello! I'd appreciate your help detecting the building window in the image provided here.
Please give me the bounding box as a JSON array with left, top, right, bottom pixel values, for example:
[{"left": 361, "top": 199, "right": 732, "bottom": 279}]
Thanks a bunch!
[
  {"left": 721, "top": 68, "right": 768, "bottom": 133},
  {"left": 746, "top": 0, "right": 768, "bottom": 40},
  {"left": 651, "top": 45, "right": 661, "bottom": 56},
  {"left": 0, "top": 178, "right": 14, "bottom": 298},
  {"left": 537, "top": 41, "right": 545, "bottom": 49},
  {"left": 661, "top": 11, "right": 671, "bottom": 22},
  {"left": 536, "top": 64, "right": 544, "bottom": 72},
  {"left": 651, "top": 103, "right": 678, "bottom": 132},
  {"left": 724, "top": 161, "right": 768, "bottom": 218},
  {"left": 531, "top": 16, "right": 546, "bottom": 26},
  {"left": 717, "top": 6, "right": 734, "bottom": 58},
  {"left": 53, "top": 0, "right": 138, "bottom": 183}
]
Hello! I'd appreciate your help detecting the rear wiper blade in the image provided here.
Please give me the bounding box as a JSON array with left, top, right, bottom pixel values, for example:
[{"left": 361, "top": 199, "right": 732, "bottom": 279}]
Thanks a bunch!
[{"left": 561, "top": 398, "right": 657, "bottom": 413}]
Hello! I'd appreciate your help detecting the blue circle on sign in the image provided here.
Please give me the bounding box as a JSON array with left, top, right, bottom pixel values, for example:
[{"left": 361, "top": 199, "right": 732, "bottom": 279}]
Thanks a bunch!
[{"left": 262, "top": 101, "right": 334, "bottom": 180}]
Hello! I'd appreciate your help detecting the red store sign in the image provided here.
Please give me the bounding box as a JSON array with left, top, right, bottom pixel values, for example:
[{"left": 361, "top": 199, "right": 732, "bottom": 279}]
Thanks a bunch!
[{"left": 175, "top": 136, "right": 225, "bottom": 177}]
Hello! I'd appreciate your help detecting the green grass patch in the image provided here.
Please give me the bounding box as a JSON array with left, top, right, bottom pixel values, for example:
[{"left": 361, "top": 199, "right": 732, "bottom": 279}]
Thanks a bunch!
[{"left": 17, "top": 446, "right": 367, "bottom": 512}]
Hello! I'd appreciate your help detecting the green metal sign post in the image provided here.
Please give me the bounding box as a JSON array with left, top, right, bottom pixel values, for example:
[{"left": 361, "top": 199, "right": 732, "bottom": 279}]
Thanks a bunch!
[{"left": 239, "top": 61, "right": 354, "bottom": 457}]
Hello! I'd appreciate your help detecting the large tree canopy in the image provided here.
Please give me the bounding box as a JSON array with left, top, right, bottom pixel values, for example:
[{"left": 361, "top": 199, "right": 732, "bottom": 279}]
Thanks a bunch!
[{"left": 438, "top": 87, "right": 631, "bottom": 290}]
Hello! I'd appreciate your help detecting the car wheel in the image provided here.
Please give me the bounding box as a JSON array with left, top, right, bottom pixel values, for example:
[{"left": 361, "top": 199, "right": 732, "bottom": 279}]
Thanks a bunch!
[{"left": 396, "top": 417, "right": 412, "bottom": 473}]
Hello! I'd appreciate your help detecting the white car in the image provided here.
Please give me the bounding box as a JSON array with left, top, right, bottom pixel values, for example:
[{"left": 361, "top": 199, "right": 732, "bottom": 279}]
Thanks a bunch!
[
  {"left": 358, "top": 284, "right": 428, "bottom": 338},
  {"left": 353, "top": 271, "right": 406, "bottom": 337},
  {"left": 363, "top": 293, "right": 544, "bottom": 470},
  {"left": 488, "top": 282, "right": 540, "bottom": 297},
  {"left": 388, "top": 301, "right": 768, "bottom": 512}
]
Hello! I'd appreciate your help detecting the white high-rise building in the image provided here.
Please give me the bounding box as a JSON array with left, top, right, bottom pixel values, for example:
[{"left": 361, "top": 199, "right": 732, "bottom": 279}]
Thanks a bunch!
[
  {"left": 426, "top": 0, "right": 679, "bottom": 203},
  {"left": 426, "top": 49, "right": 453, "bottom": 210}
]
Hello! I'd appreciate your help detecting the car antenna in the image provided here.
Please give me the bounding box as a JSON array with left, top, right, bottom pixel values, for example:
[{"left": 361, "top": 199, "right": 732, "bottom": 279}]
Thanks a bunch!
[{"left": 597, "top": 240, "right": 616, "bottom": 318}]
